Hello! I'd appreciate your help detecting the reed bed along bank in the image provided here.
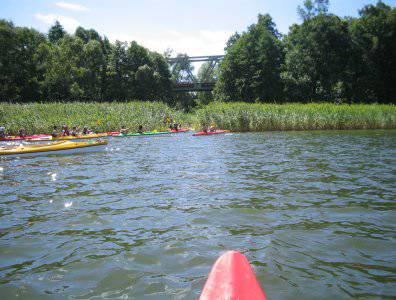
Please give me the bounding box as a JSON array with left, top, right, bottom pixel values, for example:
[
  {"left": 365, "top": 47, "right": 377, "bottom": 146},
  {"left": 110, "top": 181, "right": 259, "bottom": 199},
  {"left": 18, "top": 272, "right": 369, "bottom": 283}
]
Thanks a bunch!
[
  {"left": 195, "top": 103, "right": 396, "bottom": 131},
  {"left": 0, "top": 102, "right": 190, "bottom": 135},
  {"left": 1, "top": 102, "right": 395, "bottom": 134}
]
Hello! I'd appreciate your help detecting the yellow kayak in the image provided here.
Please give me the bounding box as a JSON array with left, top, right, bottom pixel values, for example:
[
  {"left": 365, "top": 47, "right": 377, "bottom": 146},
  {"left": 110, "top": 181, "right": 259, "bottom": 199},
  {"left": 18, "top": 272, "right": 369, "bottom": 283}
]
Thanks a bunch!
[
  {"left": 0, "top": 140, "right": 108, "bottom": 156},
  {"left": 31, "top": 133, "right": 108, "bottom": 141}
]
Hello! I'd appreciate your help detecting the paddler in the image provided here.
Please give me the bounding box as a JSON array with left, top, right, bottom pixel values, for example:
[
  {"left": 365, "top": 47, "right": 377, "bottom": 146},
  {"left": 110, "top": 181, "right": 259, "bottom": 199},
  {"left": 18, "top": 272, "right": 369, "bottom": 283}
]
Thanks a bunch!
[
  {"left": 70, "top": 126, "right": 78, "bottom": 136},
  {"left": 61, "top": 125, "right": 70, "bottom": 136},
  {"left": 202, "top": 124, "right": 208, "bottom": 133},
  {"left": 18, "top": 128, "right": 26, "bottom": 137},
  {"left": 51, "top": 126, "right": 59, "bottom": 138},
  {"left": 137, "top": 125, "right": 144, "bottom": 134},
  {"left": 209, "top": 122, "right": 217, "bottom": 132},
  {"left": 120, "top": 126, "right": 128, "bottom": 134},
  {"left": 0, "top": 127, "right": 6, "bottom": 138},
  {"left": 82, "top": 126, "right": 92, "bottom": 135}
]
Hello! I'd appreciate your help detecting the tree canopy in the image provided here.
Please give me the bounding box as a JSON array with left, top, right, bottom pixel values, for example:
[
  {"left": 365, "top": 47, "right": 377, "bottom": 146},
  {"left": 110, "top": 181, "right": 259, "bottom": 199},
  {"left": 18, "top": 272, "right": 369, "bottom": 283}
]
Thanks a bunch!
[{"left": 0, "top": 1, "right": 395, "bottom": 104}]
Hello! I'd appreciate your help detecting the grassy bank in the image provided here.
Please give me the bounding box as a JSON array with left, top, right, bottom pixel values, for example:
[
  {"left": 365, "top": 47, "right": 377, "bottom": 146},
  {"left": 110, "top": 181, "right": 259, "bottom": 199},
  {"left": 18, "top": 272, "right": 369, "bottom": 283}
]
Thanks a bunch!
[
  {"left": 1, "top": 102, "right": 395, "bottom": 134},
  {"left": 0, "top": 102, "right": 190, "bottom": 135},
  {"left": 195, "top": 103, "right": 396, "bottom": 131}
]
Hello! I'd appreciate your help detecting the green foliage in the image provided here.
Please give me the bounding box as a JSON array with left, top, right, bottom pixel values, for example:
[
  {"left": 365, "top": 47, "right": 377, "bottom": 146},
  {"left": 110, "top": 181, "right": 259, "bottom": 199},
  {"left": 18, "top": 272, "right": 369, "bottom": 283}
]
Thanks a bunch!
[
  {"left": 48, "top": 21, "right": 65, "bottom": 43},
  {"left": 0, "top": 102, "right": 190, "bottom": 135},
  {"left": 194, "top": 102, "right": 396, "bottom": 131},
  {"left": 297, "top": 0, "right": 330, "bottom": 20},
  {"left": 281, "top": 14, "right": 351, "bottom": 102},
  {"left": 0, "top": 21, "right": 171, "bottom": 103},
  {"left": 0, "top": 0, "right": 395, "bottom": 105},
  {"left": 348, "top": 2, "right": 396, "bottom": 103},
  {"left": 2, "top": 102, "right": 394, "bottom": 135},
  {"left": 215, "top": 14, "right": 284, "bottom": 103}
]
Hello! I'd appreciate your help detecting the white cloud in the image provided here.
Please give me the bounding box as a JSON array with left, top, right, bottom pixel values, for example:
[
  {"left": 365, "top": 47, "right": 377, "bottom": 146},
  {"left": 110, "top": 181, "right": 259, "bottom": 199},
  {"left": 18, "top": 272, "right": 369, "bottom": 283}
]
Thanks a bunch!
[
  {"left": 54, "top": 2, "right": 90, "bottom": 12},
  {"left": 105, "top": 29, "right": 233, "bottom": 56},
  {"left": 35, "top": 13, "right": 80, "bottom": 32}
]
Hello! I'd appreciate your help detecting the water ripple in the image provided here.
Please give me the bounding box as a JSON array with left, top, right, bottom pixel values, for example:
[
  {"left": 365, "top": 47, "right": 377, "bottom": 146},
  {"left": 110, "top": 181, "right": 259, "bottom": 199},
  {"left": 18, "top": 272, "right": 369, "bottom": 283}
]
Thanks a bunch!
[{"left": 0, "top": 130, "right": 395, "bottom": 299}]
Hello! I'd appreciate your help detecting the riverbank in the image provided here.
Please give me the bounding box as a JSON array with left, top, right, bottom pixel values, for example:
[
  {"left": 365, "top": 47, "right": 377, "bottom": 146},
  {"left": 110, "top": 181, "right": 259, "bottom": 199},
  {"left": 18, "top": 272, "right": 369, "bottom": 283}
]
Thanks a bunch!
[{"left": 1, "top": 102, "right": 395, "bottom": 134}]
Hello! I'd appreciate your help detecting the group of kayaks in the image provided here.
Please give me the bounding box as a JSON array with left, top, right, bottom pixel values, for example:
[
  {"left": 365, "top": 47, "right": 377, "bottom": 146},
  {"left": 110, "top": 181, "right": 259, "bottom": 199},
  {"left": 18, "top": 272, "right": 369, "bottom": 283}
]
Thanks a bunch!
[{"left": 0, "top": 129, "right": 230, "bottom": 157}]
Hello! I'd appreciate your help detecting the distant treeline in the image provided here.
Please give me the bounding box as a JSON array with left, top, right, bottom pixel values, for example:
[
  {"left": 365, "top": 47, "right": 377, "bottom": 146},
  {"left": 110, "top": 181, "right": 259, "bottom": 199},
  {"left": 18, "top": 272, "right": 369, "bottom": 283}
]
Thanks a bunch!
[{"left": 0, "top": 0, "right": 395, "bottom": 105}]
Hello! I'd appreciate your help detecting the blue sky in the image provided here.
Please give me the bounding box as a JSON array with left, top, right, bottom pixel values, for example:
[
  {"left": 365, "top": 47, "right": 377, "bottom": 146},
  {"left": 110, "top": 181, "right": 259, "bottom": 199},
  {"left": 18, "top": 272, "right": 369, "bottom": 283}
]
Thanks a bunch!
[{"left": 1, "top": 0, "right": 395, "bottom": 56}]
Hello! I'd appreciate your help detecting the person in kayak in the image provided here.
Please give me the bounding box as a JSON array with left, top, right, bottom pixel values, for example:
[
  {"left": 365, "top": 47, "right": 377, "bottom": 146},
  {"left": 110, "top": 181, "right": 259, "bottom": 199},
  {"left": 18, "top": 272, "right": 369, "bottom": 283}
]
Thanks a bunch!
[
  {"left": 82, "top": 126, "right": 92, "bottom": 135},
  {"left": 18, "top": 128, "right": 26, "bottom": 137},
  {"left": 173, "top": 123, "right": 179, "bottom": 131},
  {"left": 202, "top": 124, "right": 209, "bottom": 133},
  {"left": 61, "top": 125, "right": 70, "bottom": 136},
  {"left": 70, "top": 126, "right": 78, "bottom": 136},
  {"left": 0, "top": 127, "right": 6, "bottom": 138},
  {"left": 51, "top": 126, "right": 59, "bottom": 138},
  {"left": 209, "top": 122, "right": 217, "bottom": 132},
  {"left": 120, "top": 126, "right": 128, "bottom": 134},
  {"left": 137, "top": 125, "right": 144, "bottom": 133}
]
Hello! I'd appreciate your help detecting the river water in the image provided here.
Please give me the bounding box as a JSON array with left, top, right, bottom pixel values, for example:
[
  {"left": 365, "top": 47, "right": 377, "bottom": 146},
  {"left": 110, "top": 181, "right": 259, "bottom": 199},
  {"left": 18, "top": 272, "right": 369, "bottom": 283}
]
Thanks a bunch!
[{"left": 0, "top": 130, "right": 395, "bottom": 299}]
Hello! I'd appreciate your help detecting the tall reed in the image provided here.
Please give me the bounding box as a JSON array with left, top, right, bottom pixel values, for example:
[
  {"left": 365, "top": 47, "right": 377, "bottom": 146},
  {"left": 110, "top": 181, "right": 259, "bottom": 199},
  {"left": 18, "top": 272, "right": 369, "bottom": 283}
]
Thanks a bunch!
[
  {"left": 194, "top": 102, "right": 396, "bottom": 131},
  {"left": 0, "top": 102, "right": 190, "bottom": 135},
  {"left": 1, "top": 102, "right": 395, "bottom": 134}
]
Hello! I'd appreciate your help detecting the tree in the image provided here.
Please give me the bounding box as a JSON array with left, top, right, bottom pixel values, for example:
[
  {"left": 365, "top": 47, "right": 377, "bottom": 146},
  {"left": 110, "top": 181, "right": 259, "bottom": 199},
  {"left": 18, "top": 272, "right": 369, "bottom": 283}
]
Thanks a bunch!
[
  {"left": 41, "top": 36, "right": 86, "bottom": 100},
  {"left": 149, "top": 51, "right": 172, "bottom": 101},
  {"left": 75, "top": 26, "right": 100, "bottom": 43},
  {"left": 106, "top": 41, "right": 129, "bottom": 100},
  {"left": 297, "top": 0, "right": 330, "bottom": 21},
  {"left": 281, "top": 14, "right": 351, "bottom": 102},
  {"left": 48, "top": 21, "right": 65, "bottom": 43},
  {"left": 0, "top": 20, "right": 19, "bottom": 101},
  {"left": 79, "top": 40, "right": 105, "bottom": 100},
  {"left": 15, "top": 27, "right": 47, "bottom": 101},
  {"left": 348, "top": 2, "right": 396, "bottom": 103},
  {"left": 215, "top": 14, "right": 284, "bottom": 102}
]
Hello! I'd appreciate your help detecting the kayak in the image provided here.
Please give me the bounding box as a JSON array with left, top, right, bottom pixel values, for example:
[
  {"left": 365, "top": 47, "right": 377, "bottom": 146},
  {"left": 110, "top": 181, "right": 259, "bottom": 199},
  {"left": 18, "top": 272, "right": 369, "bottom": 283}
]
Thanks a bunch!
[
  {"left": 112, "top": 131, "right": 170, "bottom": 137},
  {"left": 193, "top": 130, "right": 229, "bottom": 136},
  {"left": 170, "top": 129, "right": 190, "bottom": 133},
  {"left": 0, "top": 140, "right": 108, "bottom": 157},
  {"left": 30, "top": 133, "right": 108, "bottom": 141},
  {"left": 0, "top": 134, "right": 51, "bottom": 141},
  {"left": 106, "top": 131, "right": 120, "bottom": 136},
  {"left": 199, "top": 251, "right": 267, "bottom": 300}
]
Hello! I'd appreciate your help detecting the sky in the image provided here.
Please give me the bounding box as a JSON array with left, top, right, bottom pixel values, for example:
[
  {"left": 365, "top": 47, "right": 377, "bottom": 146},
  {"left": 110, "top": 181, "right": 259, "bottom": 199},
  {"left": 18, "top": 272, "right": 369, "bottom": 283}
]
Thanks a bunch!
[{"left": 1, "top": 0, "right": 395, "bottom": 56}]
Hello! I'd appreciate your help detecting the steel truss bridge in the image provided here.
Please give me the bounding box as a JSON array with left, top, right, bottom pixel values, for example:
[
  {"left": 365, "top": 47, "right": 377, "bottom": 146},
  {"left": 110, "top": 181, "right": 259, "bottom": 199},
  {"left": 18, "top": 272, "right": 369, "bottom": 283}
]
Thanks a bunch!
[{"left": 167, "top": 55, "right": 224, "bottom": 92}]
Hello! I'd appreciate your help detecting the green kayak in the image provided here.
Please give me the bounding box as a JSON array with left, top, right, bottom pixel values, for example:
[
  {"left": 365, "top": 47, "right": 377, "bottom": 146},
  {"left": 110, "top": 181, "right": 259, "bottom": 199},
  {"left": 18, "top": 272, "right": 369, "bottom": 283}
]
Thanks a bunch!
[{"left": 111, "top": 131, "right": 170, "bottom": 137}]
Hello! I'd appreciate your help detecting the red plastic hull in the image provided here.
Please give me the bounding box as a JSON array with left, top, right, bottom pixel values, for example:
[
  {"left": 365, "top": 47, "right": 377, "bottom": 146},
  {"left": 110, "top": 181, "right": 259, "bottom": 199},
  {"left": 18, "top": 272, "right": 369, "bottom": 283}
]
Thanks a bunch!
[
  {"left": 193, "top": 130, "right": 228, "bottom": 136},
  {"left": 199, "top": 251, "right": 267, "bottom": 300},
  {"left": 0, "top": 134, "right": 51, "bottom": 141},
  {"left": 106, "top": 131, "right": 120, "bottom": 136},
  {"left": 170, "top": 129, "right": 189, "bottom": 133}
]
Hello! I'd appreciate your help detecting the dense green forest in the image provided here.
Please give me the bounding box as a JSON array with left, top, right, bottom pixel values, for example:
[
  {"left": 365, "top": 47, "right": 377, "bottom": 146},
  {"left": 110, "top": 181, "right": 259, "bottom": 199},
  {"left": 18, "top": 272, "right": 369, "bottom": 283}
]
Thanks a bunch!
[{"left": 0, "top": 0, "right": 395, "bottom": 106}]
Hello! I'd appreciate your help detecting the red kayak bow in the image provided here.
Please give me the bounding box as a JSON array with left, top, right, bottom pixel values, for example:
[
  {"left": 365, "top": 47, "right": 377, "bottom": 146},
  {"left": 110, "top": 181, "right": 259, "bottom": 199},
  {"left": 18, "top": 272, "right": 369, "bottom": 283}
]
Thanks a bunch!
[
  {"left": 199, "top": 251, "right": 267, "bottom": 300},
  {"left": 193, "top": 130, "right": 228, "bottom": 136}
]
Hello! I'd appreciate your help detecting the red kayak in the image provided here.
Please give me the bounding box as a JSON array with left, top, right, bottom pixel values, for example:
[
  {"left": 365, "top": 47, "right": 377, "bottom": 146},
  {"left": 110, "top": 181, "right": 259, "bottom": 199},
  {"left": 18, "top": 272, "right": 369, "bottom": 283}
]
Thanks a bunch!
[
  {"left": 170, "top": 129, "right": 189, "bottom": 133},
  {"left": 0, "top": 134, "right": 51, "bottom": 141},
  {"left": 199, "top": 251, "right": 267, "bottom": 300},
  {"left": 193, "top": 130, "right": 228, "bottom": 136},
  {"left": 106, "top": 131, "right": 120, "bottom": 136}
]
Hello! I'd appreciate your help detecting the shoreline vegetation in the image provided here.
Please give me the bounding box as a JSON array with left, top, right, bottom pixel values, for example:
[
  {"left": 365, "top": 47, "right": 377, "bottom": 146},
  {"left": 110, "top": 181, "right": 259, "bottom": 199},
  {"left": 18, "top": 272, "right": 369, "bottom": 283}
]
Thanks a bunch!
[{"left": 1, "top": 102, "right": 395, "bottom": 135}]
